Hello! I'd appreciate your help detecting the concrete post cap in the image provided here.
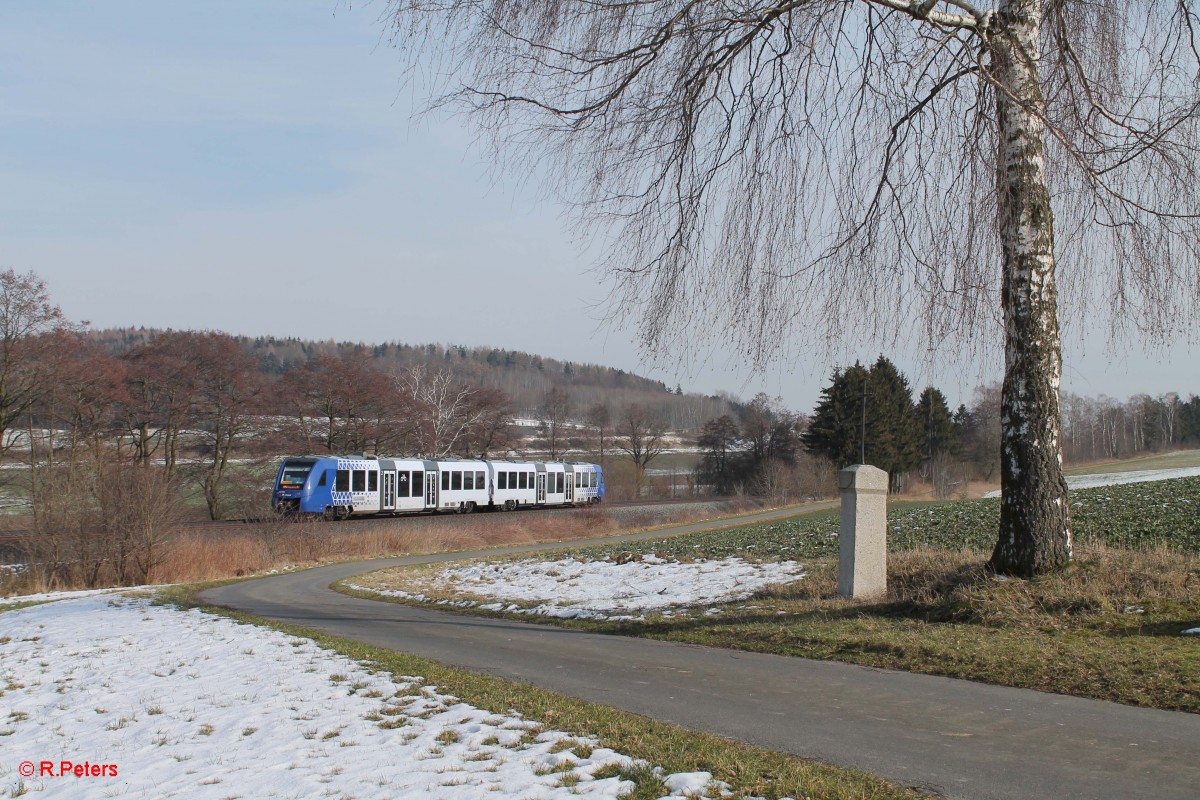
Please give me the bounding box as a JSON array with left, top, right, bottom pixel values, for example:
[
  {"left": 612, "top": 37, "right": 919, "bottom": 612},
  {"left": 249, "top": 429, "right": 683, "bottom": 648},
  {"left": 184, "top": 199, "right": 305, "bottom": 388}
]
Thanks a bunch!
[{"left": 837, "top": 464, "right": 889, "bottom": 491}]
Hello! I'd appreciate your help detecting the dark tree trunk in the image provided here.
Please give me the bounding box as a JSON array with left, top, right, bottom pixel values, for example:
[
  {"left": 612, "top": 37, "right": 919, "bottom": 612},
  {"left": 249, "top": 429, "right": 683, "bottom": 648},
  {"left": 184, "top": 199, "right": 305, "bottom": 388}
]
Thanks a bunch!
[{"left": 988, "top": 0, "right": 1072, "bottom": 576}]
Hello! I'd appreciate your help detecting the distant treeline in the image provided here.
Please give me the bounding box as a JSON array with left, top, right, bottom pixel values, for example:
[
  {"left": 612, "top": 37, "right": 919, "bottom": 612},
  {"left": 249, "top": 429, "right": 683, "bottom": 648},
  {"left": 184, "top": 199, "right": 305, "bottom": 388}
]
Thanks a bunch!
[
  {"left": 88, "top": 328, "right": 738, "bottom": 434},
  {"left": 693, "top": 355, "right": 1200, "bottom": 499}
]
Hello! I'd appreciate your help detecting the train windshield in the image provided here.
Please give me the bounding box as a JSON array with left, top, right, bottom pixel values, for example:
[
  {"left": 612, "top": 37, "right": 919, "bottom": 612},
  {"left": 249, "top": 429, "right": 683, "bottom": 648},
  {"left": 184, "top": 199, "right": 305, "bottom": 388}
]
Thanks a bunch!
[{"left": 279, "top": 460, "right": 315, "bottom": 489}]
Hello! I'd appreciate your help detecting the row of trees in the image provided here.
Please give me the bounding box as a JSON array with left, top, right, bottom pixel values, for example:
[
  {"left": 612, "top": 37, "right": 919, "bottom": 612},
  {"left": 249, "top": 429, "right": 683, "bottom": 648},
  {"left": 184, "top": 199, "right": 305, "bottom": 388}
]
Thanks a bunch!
[
  {"left": 1062, "top": 393, "right": 1200, "bottom": 463},
  {"left": 92, "top": 328, "right": 739, "bottom": 434},
  {"left": 695, "top": 394, "right": 804, "bottom": 495},
  {"left": 5, "top": 271, "right": 688, "bottom": 526},
  {"left": 693, "top": 355, "right": 1200, "bottom": 501}
]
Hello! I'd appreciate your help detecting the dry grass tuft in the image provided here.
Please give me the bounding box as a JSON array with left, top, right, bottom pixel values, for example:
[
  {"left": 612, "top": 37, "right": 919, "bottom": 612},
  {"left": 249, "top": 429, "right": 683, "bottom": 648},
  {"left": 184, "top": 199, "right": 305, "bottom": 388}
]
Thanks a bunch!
[
  {"left": 883, "top": 545, "right": 1200, "bottom": 631},
  {"left": 3, "top": 502, "right": 728, "bottom": 595}
]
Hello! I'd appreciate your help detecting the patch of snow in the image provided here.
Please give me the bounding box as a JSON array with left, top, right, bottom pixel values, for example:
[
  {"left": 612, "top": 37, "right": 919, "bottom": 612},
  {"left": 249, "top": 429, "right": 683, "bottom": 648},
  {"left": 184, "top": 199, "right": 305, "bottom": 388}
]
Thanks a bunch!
[
  {"left": 1183, "top": 628, "right": 1200, "bottom": 636},
  {"left": 663, "top": 771, "right": 730, "bottom": 797},
  {"left": 350, "top": 557, "right": 806, "bottom": 621},
  {"left": 0, "top": 594, "right": 730, "bottom": 799},
  {"left": 0, "top": 585, "right": 163, "bottom": 606}
]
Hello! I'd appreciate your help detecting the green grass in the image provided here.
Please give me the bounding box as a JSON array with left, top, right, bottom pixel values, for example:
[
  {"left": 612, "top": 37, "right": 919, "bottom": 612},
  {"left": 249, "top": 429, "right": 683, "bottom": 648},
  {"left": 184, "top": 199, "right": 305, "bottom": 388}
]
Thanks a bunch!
[
  {"left": 156, "top": 583, "right": 923, "bottom": 800},
  {"left": 560, "top": 476, "right": 1200, "bottom": 562},
  {"left": 0, "top": 600, "right": 49, "bottom": 615},
  {"left": 642, "top": 452, "right": 702, "bottom": 471},
  {"left": 346, "top": 477, "right": 1200, "bottom": 713}
]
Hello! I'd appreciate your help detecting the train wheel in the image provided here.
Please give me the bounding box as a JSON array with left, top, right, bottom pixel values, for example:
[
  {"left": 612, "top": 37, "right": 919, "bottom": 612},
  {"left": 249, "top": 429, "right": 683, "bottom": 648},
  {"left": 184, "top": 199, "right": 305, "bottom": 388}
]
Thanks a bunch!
[
  {"left": 463, "top": 501, "right": 476, "bottom": 514},
  {"left": 504, "top": 499, "right": 517, "bottom": 512}
]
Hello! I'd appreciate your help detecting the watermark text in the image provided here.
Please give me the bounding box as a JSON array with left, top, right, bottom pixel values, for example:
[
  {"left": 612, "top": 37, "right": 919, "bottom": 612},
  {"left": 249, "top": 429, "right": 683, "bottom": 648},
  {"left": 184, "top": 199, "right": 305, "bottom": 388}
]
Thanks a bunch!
[{"left": 18, "top": 760, "right": 119, "bottom": 778}]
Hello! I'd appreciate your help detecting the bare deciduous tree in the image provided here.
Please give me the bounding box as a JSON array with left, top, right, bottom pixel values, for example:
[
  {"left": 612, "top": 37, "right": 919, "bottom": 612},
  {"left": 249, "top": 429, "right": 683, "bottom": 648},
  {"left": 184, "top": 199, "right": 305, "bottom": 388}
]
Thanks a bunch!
[
  {"left": 0, "top": 269, "right": 67, "bottom": 458},
  {"left": 189, "top": 333, "right": 265, "bottom": 520},
  {"left": 395, "top": 365, "right": 488, "bottom": 457},
  {"left": 384, "top": 0, "right": 1200, "bottom": 575},
  {"left": 119, "top": 331, "right": 201, "bottom": 477},
  {"left": 539, "top": 387, "right": 572, "bottom": 459},
  {"left": 585, "top": 402, "right": 612, "bottom": 466},
  {"left": 616, "top": 404, "right": 669, "bottom": 493},
  {"left": 459, "top": 386, "right": 517, "bottom": 457}
]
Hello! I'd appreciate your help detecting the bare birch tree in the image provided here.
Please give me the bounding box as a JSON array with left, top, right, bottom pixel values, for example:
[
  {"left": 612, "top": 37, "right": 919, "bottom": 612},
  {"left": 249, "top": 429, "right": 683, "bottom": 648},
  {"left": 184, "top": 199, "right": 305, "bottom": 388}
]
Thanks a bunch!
[
  {"left": 395, "top": 364, "right": 488, "bottom": 457},
  {"left": 384, "top": 0, "right": 1200, "bottom": 576}
]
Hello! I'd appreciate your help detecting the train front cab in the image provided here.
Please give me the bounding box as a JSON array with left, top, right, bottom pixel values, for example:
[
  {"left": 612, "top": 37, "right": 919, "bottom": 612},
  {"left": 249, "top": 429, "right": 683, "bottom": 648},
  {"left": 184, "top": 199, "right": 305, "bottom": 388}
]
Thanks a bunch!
[{"left": 274, "top": 457, "right": 316, "bottom": 514}]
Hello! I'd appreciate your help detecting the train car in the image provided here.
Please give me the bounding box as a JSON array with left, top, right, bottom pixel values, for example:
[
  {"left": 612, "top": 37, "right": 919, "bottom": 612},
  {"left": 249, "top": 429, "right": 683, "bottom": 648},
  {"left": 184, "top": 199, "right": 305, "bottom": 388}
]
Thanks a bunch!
[
  {"left": 489, "top": 460, "right": 538, "bottom": 510},
  {"left": 273, "top": 454, "right": 604, "bottom": 518},
  {"left": 571, "top": 462, "right": 603, "bottom": 504}
]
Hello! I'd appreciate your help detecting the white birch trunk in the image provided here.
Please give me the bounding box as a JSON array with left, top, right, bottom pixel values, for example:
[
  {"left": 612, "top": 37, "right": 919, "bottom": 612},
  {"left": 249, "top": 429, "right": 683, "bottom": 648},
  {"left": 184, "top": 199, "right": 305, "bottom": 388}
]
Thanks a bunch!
[{"left": 988, "top": 0, "right": 1073, "bottom": 575}]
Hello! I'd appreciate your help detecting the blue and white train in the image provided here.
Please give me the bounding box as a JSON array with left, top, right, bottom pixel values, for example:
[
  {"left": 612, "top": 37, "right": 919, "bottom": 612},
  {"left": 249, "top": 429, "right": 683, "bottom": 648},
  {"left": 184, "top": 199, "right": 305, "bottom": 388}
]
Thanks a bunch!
[{"left": 272, "top": 455, "right": 605, "bottom": 519}]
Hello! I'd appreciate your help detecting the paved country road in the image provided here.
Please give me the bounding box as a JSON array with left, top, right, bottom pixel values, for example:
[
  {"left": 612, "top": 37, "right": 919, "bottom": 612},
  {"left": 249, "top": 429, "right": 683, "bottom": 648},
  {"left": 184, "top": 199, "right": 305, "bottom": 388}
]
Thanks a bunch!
[{"left": 199, "top": 505, "right": 1200, "bottom": 800}]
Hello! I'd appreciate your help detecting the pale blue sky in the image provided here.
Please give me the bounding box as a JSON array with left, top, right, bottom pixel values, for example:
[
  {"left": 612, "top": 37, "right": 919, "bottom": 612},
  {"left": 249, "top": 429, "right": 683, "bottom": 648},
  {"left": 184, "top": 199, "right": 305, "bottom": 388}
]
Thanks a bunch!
[{"left": 2, "top": 1, "right": 1194, "bottom": 411}]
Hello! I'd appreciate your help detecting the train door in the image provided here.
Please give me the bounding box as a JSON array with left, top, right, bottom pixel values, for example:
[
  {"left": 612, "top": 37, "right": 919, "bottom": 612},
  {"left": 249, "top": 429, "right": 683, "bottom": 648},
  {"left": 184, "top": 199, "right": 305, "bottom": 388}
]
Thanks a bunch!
[
  {"left": 566, "top": 473, "right": 574, "bottom": 503},
  {"left": 425, "top": 472, "right": 438, "bottom": 509},
  {"left": 536, "top": 473, "right": 546, "bottom": 503},
  {"left": 382, "top": 471, "right": 396, "bottom": 511}
]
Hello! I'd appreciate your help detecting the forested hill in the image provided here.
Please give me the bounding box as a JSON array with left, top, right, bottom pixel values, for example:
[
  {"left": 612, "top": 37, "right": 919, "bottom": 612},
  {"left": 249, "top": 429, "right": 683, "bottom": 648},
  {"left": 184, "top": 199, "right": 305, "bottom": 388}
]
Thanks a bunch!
[{"left": 87, "top": 328, "right": 738, "bottom": 433}]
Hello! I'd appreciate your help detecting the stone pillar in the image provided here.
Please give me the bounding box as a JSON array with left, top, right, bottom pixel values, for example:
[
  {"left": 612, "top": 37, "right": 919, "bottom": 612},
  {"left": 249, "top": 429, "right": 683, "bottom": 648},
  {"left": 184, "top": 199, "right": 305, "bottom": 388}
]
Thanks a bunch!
[{"left": 838, "top": 465, "right": 888, "bottom": 599}]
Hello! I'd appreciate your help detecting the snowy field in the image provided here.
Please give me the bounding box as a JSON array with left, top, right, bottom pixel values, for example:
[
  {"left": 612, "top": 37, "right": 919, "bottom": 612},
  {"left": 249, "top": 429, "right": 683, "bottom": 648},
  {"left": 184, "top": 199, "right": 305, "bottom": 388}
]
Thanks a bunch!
[
  {"left": 349, "top": 555, "right": 806, "bottom": 621},
  {"left": 983, "top": 464, "right": 1200, "bottom": 497},
  {"left": 0, "top": 594, "right": 734, "bottom": 800}
]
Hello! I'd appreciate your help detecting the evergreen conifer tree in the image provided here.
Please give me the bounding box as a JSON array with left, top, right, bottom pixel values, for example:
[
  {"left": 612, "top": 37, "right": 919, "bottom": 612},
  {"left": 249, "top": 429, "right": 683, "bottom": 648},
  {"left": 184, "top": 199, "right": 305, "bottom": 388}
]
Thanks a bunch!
[
  {"left": 865, "top": 356, "right": 922, "bottom": 491},
  {"left": 801, "top": 363, "right": 867, "bottom": 469},
  {"left": 916, "top": 387, "right": 959, "bottom": 465}
]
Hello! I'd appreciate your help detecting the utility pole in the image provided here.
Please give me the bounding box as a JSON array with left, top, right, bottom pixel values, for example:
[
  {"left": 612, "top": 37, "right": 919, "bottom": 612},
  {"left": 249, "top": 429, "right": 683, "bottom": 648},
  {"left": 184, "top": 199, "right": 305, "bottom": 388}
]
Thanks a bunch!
[{"left": 858, "top": 375, "right": 871, "bottom": 465}]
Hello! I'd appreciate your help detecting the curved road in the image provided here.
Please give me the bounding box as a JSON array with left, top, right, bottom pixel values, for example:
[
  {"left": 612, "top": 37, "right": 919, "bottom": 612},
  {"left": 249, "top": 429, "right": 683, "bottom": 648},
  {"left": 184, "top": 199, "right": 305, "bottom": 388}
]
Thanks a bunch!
[{"left": 200, "top": 505, "right": 1200, "bottom": 800}]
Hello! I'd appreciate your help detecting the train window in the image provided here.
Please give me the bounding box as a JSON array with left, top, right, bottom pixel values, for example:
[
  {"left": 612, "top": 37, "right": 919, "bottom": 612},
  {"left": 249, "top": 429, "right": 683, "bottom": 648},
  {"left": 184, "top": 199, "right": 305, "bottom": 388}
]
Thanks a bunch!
[
  {"left": 518, "top": 472, "right": 527, "bottom": 489},
  {"left": 476, "top": 471, "right": 485, "bottom": 488},
  {"left": 335, "top": 470, "right": 350, "bottom": 492},
  {"left": 452, "top": 471, "right": 462, "bottom": 490},
  {"left": 557, "top": 473, "right": 565, "bottom": 493},
  {"left": 507, "top": 471, "right": 514, "bottom": 487},
  {"left": 411, "top": 471, "right": 423, "bottom": 497},
  {"left": 464, "top": 471, "right": 474, "bottom": 490},
  {"left": 318, "top": 471, "right": 328, "bottom": 488},
  {"left": 368, "top": 471, "right": 378, "bottom": 492},
  {"left": 279, "top": 462, "right": 313, "bottom": 489},
  {"left": 498, "top": 472, "right": 507, "bottom": 490},
  {"left": 441, "top": 471, "right": 449, "bottom": 490},
  {"left": 353, "top": 470, "right": 366, "bottom": 492},
  {"left": 398, "top": 472, "right": 409, "bottom": 495}
]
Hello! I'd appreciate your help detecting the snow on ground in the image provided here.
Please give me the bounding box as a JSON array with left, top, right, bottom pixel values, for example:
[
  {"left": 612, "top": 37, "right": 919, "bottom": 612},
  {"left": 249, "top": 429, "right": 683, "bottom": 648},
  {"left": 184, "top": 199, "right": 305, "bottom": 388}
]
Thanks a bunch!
[
  {"left": 349, "top": 555, "right": 806, "bottom": 621},
  {"left": 0, "top": 595, "right": 733, "bottom": 800},
  {"left": 982, "top": 465, "right": 1200, "bottom": 498},
  {"left": 0, "top": 585, "right": 160, "bottom": 606}
]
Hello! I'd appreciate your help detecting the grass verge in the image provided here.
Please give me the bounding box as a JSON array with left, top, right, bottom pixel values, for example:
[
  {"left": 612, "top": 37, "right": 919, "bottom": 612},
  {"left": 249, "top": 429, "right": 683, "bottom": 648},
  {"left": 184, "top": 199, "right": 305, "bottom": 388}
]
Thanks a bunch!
[
  {"left": 158, "top": 581, "right": 925, "bottom": 800},
  {"left": 344, "top": 478, "right": 1200, "bottom": 713},
  {"left": 1064, "top": 448, "right": 1200, "bottom": 476}
]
